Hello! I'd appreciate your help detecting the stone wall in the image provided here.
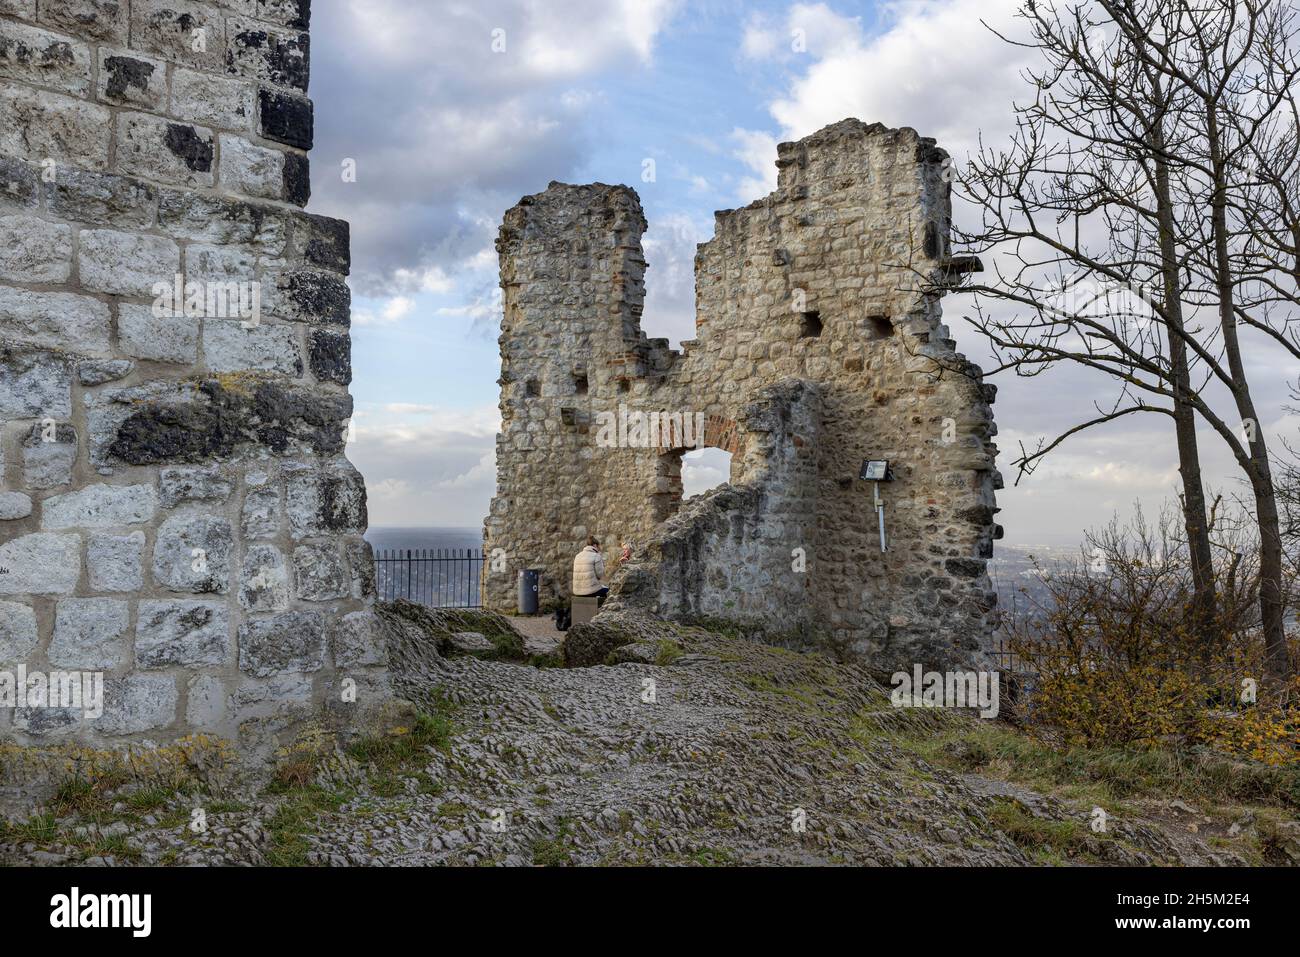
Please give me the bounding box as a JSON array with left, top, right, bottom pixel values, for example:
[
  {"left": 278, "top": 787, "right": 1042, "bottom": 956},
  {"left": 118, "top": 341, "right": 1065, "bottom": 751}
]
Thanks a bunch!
[
  {"left": 486, "top": 120, "right": 1001, "bottom": 670},
  {"left": 0, "top": 0, "right": 389, "bottom": 752}
]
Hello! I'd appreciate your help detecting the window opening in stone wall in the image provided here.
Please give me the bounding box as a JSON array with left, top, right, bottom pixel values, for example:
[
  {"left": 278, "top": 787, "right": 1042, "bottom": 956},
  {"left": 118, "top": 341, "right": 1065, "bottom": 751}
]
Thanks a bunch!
[
  {"left": 525, "top": 378, "right": 541, "bottom": 398},
  {"left": 867, "top": 314, "right": 895, "bottom": 339},
  {"left": 681, "top": 447, "right": 733, "bottom": 498},
  {"left": 799, "top": 311, "right": 823, "bottom": 338},
  {"left": 573, "top": 373, "right": 588, "bottom": 395}
]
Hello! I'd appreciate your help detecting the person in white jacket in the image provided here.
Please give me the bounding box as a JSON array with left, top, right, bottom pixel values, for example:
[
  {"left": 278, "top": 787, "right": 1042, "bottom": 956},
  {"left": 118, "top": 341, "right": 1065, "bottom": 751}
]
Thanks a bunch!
[{"left": 571, "top": 537, "right": 608, "bottom": 598}]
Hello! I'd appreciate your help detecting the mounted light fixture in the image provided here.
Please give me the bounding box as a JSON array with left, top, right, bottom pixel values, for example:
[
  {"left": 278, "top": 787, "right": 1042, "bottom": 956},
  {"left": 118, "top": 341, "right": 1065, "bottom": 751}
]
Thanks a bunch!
[{"left": 859, "top": 459, "right": 894, "bottom": 552}]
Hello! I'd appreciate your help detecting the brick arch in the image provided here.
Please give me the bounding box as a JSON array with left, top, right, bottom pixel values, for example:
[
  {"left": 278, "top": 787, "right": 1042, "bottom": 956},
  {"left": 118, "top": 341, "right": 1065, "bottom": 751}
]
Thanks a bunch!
[{"left": 701, "top": 415, "right": 741, "bottom": 455}]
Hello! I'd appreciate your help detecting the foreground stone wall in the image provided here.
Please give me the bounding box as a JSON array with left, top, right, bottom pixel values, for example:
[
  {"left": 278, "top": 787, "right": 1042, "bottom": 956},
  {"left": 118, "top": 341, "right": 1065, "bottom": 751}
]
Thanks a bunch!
[
  {"left": 0, "top": 0, "right": 389, "bottom": 751},
  {"left": 487, "top": 120, "right": 1000, "bottom": 670}
]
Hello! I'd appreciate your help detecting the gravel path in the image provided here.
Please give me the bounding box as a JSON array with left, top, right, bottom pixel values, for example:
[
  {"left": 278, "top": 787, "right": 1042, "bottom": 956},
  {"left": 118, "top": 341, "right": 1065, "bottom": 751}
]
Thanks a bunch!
[
  {"left": 2, "top": 617, "right": 1240, "bottom": 866},
  {"left": 298, "top": 623, "right": 1211, "bottom": 866}
]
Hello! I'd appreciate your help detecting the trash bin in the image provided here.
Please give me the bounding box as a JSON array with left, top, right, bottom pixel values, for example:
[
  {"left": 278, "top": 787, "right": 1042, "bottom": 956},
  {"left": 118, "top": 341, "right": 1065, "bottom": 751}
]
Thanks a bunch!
[{"left": 517, "top": 568, "right": 541, "bottom": 614}]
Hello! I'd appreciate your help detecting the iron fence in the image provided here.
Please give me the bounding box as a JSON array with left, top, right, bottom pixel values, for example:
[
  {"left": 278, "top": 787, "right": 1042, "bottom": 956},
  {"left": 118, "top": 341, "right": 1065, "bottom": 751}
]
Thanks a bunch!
[{"left": 372, "top": 548, "right": 484, "bottom": 608}]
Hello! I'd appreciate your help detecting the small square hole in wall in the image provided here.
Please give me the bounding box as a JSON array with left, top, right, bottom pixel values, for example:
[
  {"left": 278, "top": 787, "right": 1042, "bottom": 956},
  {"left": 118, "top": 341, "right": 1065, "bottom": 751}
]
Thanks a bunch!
[
  {"left": 799, "top": 311, "right": 823, "bottom": 338},
  {"left": 573, "top": 373, "right": 588, "bottom": 396},
  {"left": 867, "top": 315, "right": 895, "bottom": 339},
  {"left": 525, "top": 378, "right": 541, "bottom": 398},
  {"left": 618, "top": 378, "right": 631, "bottom": 394}
]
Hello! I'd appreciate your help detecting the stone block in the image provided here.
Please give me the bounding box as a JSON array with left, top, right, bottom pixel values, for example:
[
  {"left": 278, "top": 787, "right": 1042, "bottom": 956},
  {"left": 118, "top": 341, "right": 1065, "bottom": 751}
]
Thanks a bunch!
[
  {"left": 94, "top": 673, "right": 178, "bottom": 734},
  {"left": 86, "top": 531, "right": 144, "bottom": 591},
  {"left": 0, "top": 156, "right": 39, "bottom": 209},
  {"left": 45, "top": 168, "right": 156, "bottom": 227},
  {"left": 253, "top": 0, "right": 309, "bottom": 29},
  {"left": 185, "top": 242, "right": 257, "bottom": 283},
  {"left": 117, "top": 303, "right": 199, "bottom": 363},
  {"left": 257, "top": 88, "right": 312, "bottom": 148},
  {"left": 97, "top": 47, "right": 166, "bottom": 109},
  {"left": 237, "top": 611, "right": 325, "bottom": 677},
  {"left": 224, "top": 19, "right": 309, "bottom": 91},
  {"left": 0, "top": 286, "right": 111, "bottom": 353},
  {"left": 239, "top": 542, "right": 288, "bottom": 610},
  {"left": 331, "top": 610, "right": 385, "bottom": 668},
  {"left": 157, "top": 188, "right": 289, "bottom": 248},
  {"left": 219, "top": 133, "right": 306, "bottom": 204},
  {"left": 308, "top": 329, "right": 350, "bottom": 384},
  {"left": 0, "top": 533, "right": 80, "bottom": 594},
  {"left": 185, "top": 673, "right": 226, "bottom": 726},
  {"left": 78, "top": 358, "right": 134, "bottom": 386},
  {"left": 116, "top": 112, "right": 216, "bottom": 187},
  {"left": 284, "top": 460, "right": 367, "bottom": 539},
  {"left": 241, "top": 477, "right": 281, "bottom": 538},
  {"left": 202, "top": 318, "right": 301, "bottom": 375},
  {"left": 42, "top": 483, "right": 157, "bottom": 529},
  {"left": 49, "top": 597, "right": 128, "bottom": 668},
  {"left": 0, "top": 84, "right": 111, "bottom": 170},
  {"left": 129, "top": 0, "right": 225, "bottom": 70},
  {"left": 37, "top": 0, "right": 129, "bottom": 44},
  {"left": 0, "top": 491, "right": 33, "bottom": 519},
  {"left": 0, "top": 18, "right": 93, "bottom": 96},
  {"left": 0, "top": 599, "right": 39, "bottom": 664},
  {"left": 159, "top": 465, "right": 233, "bottom": 507},
  {"left": 265, "top": 268, "right": 349, "bottom": 325},
  {"left": 292, "top": 543, "right": 347, "bottom": 600},
  {"left": 0, "top": 215, "right": 72, "bottom": 283},
  {"left": 292, "top": 212, "right": 349, "bottom": 273},
  {"left": 152, "top": 513, "right": 233, "bottom": 594},
  {"left": 22, "top": 422, "right": 77, "bottom": 490},
  {"left": 135, "top": 599, "right": 230, "bottom": 667},
  {"left": 0, "top": 347, "right": 73, "bottom": 418},
  {"left": 170, "top": 67, "right": 254, "bottom": 130},
  {"left": 78, "top": 228, "right": 181, "bottom": 297}
]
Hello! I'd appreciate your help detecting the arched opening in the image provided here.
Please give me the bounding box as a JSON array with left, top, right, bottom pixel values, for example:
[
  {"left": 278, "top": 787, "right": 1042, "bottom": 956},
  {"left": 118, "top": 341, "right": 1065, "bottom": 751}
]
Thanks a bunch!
[{"left": 682, "top": 447, "right": 732, "bottom": 498}]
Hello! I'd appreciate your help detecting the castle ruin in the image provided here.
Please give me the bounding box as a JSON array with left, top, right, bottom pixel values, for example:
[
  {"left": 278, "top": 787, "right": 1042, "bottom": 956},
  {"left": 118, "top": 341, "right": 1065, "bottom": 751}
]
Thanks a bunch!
[
  {"left": 485, "top": 120, "right": 1001, "bottom": 669},
  {"left": 0, "top": 0, "right": 388, "bottom": 754}
]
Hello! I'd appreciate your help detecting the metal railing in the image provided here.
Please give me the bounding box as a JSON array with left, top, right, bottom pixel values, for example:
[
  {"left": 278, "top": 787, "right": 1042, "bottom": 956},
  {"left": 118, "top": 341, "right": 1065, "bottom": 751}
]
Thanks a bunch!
[{"left": 372, "top": 548, "right": 484, "bottom": 608}]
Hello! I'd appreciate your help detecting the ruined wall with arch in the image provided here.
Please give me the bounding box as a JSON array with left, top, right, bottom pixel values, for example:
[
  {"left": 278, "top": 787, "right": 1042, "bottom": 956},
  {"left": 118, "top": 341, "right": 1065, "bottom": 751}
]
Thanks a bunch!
[{"left": 485, "top": 120, "right": 1001, "bottom": 670}]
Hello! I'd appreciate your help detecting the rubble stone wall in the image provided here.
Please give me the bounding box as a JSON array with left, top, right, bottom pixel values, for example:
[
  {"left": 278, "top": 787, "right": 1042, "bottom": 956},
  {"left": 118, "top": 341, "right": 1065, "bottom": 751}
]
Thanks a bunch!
[
  {"left": 0, "top": 0, "right": 388, "bottom": 752},
  {"left": 486, "top": 120, "right": 1001, "bottom": 670}
]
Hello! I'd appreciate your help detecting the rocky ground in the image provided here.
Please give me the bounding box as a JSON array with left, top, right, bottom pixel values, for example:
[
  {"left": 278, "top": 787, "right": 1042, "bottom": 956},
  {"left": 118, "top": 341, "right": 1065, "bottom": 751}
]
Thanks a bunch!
[{"left": 2, "top": 608, "right": 1296, "bottom": 866}]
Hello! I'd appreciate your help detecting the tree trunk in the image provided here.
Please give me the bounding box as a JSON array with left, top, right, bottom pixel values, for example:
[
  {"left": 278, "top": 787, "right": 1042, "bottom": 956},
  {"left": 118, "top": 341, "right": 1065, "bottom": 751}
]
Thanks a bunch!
[
  {"left": 1205, "top": 108, "right": 1293, "bottom": 682},
  {"left": 1151, "top": 111, "right": 1218, "bottom": 646}
]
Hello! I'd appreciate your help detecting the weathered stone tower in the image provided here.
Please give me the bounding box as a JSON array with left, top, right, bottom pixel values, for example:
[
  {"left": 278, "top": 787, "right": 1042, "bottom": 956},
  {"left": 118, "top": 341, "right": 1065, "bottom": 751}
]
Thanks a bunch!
[
  {"left": 0, "top": 0, "right": 388, "bottom": 752},
  {"left": 485, "top": 120, "right": 1000, "bottom": 670}
]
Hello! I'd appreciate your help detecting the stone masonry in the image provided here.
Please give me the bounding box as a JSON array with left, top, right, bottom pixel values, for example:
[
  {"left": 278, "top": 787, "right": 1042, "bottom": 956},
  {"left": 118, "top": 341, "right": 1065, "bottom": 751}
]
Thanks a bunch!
[
  {"left": 485, "top": 120, "right": 1001, "bottom": 670},
  {"left": 0, "top": 0, "right": 390, "bottom": 753}
]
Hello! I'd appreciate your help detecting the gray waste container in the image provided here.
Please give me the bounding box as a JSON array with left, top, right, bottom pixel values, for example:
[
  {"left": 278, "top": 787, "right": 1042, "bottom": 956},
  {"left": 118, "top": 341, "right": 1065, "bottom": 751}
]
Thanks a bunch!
[{"left": 517, "top": 568, "right": 541, "bottom": 614}]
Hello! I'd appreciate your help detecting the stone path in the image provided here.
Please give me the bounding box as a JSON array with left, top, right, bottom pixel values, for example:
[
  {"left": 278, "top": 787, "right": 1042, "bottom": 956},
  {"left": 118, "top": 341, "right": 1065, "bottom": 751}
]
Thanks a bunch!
[
  {"left": 506, "top": 615, "right": 564, "bottom": 657},
  {"left": 0, "top": 619, "right": 1250, "bottom": 867}
]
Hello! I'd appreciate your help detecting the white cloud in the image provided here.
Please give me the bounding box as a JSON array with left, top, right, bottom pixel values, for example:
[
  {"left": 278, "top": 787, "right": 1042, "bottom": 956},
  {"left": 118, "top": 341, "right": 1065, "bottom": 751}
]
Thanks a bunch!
[
  {"left": 760, "top": 0, "right": 1028, "bottom": 159},
  {"left": 312, "top": 0, "right": 681, "bottom": 295},
  {"left": 729, "top": 127, "right": 780, "bottom": 204},
  {"left": 354, "top": 295, "right": 416, "bottom": 326},
  {"left": 347, "top": 404, "right": 502, "bottom": 526}
]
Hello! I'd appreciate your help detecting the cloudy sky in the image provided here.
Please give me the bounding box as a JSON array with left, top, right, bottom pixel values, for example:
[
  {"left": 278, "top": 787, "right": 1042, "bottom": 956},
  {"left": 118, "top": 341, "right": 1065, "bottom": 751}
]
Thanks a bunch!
[{"left": 308, "top": 0, "right": 1297, "bottom": 547}]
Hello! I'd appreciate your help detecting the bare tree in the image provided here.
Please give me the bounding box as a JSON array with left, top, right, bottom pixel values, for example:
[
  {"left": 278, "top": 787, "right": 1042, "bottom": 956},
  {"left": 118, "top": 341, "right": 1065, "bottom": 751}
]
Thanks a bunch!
[{"left": 950, "top": 0, "right": 1298, "bottom": 680}]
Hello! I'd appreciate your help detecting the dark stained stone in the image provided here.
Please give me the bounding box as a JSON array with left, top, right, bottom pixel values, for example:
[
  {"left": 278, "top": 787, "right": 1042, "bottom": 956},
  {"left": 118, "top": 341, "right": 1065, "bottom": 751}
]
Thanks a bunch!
[
  {"left": 282, "top": 151, "right": 310, "bottom": 206},
  {"left": 309, "top": 329, "right": 350, "bottom": 385},
  {"left": 108, "top": 378, "right": 349, "bottom": 465},
  {"left": 259, "top": 88, "right": 313, "bottom": 149},
  {"left": 103, "top": 55, "right": 155, "bottom": 99},
  {"left": 164, "top": 124, "right": 214, "bottom": 173}
]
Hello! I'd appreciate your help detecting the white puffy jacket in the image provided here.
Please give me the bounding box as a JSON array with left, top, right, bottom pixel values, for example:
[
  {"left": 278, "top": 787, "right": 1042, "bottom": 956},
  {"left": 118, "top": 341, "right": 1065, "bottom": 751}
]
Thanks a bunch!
[{"left": 571, "top": 545, "right": 606, "bottom": 596}]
